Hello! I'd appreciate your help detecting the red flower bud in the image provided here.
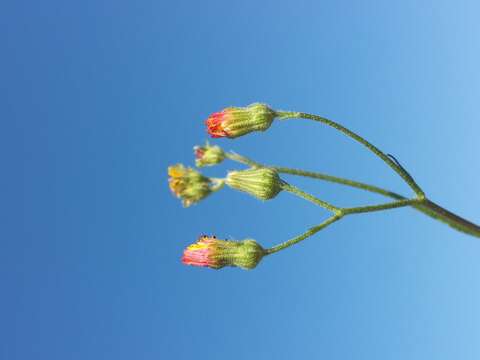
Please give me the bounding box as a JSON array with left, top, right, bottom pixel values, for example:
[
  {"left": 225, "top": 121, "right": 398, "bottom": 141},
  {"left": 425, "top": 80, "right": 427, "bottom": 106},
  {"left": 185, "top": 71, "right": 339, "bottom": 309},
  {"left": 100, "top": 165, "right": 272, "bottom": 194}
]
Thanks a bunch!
[
  {"left": 205, "top": 103, "right": 276, "bottom": 139},
  {"left": 182, "top": 235, "right": 265, "bottom": 270}
]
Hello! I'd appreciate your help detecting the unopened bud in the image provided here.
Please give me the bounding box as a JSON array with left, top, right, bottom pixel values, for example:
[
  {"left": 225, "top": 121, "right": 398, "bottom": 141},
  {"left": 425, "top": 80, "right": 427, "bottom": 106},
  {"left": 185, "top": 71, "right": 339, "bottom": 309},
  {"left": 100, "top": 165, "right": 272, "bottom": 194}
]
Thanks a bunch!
[
  {"left": 205, "top": 103, "right": 276, "bottom": 139},
  {"left": 182, "top": 235, "right": 265, "bottom": 270},
  {"left": 226, "top": 168, "right": 282, "bottom": 200}
]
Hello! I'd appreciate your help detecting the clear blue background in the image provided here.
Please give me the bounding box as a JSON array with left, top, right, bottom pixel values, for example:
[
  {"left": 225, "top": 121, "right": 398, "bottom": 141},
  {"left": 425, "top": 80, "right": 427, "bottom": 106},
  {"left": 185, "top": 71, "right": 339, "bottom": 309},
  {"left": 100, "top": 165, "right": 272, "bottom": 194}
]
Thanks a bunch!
[{"left": 2, "top": 1, "right": 479, "bottom": 359}]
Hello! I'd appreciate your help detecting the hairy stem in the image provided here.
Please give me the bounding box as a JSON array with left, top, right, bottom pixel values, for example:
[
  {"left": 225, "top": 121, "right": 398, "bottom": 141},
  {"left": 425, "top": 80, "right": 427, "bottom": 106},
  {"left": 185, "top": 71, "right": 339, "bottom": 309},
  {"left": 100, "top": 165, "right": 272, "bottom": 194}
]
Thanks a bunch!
[
  {"left": 277, "top": 167, "right": 480, "bottom": 237},
  {"left": 280, "top": 182, "right": 341, "bottom": 214},
  {"left": 415, "top": 200, "right": 480, "bottom": 238},
  {"left": 226, "top": 151, "right": 480, "bottom": 238},
  {"left": 225, "top": 152, "right": 405, "bottom": 200},
  {"left": 226, "top": 152, "right": 262, "bottom": 168},
  {"left": 265, "top": 215, "right": 342, "bottom": 254},
  {"left": 342, "top": 198, "right": 420, "bottom": 215},
  {"left": 273, "top": 166, "right": 405, "bottom": 200},
  {"left": 276, "top": 111, "right": 425, "bottom": 197}
]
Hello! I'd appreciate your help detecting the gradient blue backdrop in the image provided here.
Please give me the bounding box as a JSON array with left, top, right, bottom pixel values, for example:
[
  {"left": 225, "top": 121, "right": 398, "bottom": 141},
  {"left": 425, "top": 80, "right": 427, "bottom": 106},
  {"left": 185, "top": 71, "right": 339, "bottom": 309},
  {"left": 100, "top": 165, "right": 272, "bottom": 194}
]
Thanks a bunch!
[{"left": 2, "top": 1, "right": 479, "bottom": 359}]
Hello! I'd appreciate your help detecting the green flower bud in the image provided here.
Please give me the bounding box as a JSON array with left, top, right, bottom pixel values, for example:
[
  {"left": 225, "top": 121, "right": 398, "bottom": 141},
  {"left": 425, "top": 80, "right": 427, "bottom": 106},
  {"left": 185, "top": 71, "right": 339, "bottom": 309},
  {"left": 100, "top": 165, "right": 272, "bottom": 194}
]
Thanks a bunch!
[
  {"left": 205, "top": 103, "right": 277, "bottom": 139},
  {"left": 182, "top": 236, "right": 265, "bottom": 270},
  {"left": 226, "top": 168, "right": 282, "bottom": 200},
  {"left": 233, "top": 239, "right": 266, "bottom": 269}
]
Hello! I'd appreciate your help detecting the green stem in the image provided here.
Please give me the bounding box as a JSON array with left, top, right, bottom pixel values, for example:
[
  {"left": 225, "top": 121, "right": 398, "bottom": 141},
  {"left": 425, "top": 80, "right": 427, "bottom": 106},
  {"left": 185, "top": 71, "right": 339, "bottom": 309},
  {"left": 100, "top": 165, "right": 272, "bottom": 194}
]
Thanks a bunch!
[
  {"left": 264, "top": 199, "right": 417, "bottom": 255},
  {"left": 264, "top": 196, "right": 480, "bottom": 256},
  {"left": 226, "top": 152, "right": 262, "bottom": 168},
  {"left": 342, "top": 198, "right": 420, "bottom": 215},
  {"left": 415, "top": 199, "right": 480, "bottom": 238},
  {"left": 265, "top": 215, "right": 342, "bottom": 254},
  {"left": 225, "top": 152, "right": 405, "bottom": 200},
  {"left": 281, "top": 180, "right": 417, "bottom": 217},
  {"left": 276, "top": 111, "right": 425, "bottom": 198},
  {"left": 274, "top": 166, "right": 480, "bottom": 237},
  {"left": 273, "top": 166, "right": 405, "bottom": 200},
  {"left": 226, "top": 151, "right": 480, "bottom": 238},
  {"left": 280, "top": 182, "right": 341, "bottom": 214}
]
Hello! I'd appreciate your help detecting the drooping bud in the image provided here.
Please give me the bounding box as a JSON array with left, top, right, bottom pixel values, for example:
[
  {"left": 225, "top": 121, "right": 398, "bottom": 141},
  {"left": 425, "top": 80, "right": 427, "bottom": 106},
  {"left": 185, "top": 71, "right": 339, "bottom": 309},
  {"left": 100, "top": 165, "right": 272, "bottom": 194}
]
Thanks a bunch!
[
  {"left": 194, "top": 143, "right": 225, "bottom": 167},
  {"left": 205, "top": 103, "right": 276, "bottom": 139},
  {"left": 168, "top": 164, "right": 220, "bottom": 207},
  {"left": 182, "top": 235, "right": 265, "bottom": 270},
  {"left": 226, "top": 168, "right": 282, "bottom": 201}
]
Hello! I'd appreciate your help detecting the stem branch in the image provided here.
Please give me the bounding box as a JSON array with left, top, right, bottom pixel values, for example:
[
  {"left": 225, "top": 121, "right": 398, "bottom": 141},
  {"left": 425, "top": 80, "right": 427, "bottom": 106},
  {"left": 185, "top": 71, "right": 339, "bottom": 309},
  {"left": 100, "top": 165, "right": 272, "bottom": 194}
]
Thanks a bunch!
[
  {"left": 280, "top": 182, "right": 341, "bottom": 214},
  {"left": 276, "top": 111, "right": 425, "bottom": 197},
  {"left": 225, "top": 151, "right": 480, "bottom": 238},
  {"left": 265, "top": 215, "right": 342, "bottom": 254},
  {"left": 342, "top": 198, "right": 419, "bottom": 215},
  {"left": 415, "top": 199, "right": 480, "bottom": 238},
  {"left": 273, "top": 166, "right": 405, "bottom": 200}
]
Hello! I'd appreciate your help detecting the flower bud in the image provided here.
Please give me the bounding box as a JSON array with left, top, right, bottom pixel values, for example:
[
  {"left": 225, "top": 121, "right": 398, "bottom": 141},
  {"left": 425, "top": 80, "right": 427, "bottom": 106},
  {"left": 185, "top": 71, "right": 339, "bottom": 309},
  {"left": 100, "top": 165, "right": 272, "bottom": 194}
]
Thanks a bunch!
[
  {"left": 226, "top": 168, "right": 282, "bottom": 201},
  {"left": 182, "top": 235, "right": 265, "bottom": 270},
  {"left": 194, "top": 143, "right": 225, "bottom": 167},
  {"left": 168, "top": 164, "right": 216, "bottom": 207},
  {"left": 205, "top": 103, "right": 276, "bottom": 139}
]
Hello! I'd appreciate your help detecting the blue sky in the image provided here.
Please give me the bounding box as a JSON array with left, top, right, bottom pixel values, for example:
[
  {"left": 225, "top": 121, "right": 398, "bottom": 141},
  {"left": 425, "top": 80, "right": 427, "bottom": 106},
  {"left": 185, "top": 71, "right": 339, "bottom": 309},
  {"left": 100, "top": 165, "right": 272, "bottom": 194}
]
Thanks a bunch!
[{"left": 2, "top": 1, "right": 480, "bottom": 359}]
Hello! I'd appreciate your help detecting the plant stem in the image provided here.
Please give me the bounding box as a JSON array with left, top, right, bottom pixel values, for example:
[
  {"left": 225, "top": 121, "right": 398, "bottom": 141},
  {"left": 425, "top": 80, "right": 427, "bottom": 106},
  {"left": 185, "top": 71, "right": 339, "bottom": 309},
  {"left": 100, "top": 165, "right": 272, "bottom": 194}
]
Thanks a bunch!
[
  {"left": 264, "top": 199, "right": 419, "bottom": 255},
  {"left": 280, "top": 182, "right": 341, "bottom": 214},
  {"left": 225, "top": 152, "right": 405, "bottom": 200},
  {"left": 415, "top": 199, "right": 480, "bottom": 238},
  {"left": 276, "top": 111, "right": 425, "bottom": 198},
  {"left": 275, "top": 166, "right": 480, "bottom": 237},
  {"left": 273, "top": 166, "right": 405, "bottom": 200},
  {"left": 265, "top": 215, "right": 342, "bottom": 254},
  {"left": 342, "top": 198, "right": 420, "bottom": 215},
  {"left": 226, "top": 152, "right": 262, "bottom": 168},
  {"left": 281, "top": 181, "right": 419, "bottom": 219},
  {"left": 225, "top": 151, "right": 480, "bottom": 238}
]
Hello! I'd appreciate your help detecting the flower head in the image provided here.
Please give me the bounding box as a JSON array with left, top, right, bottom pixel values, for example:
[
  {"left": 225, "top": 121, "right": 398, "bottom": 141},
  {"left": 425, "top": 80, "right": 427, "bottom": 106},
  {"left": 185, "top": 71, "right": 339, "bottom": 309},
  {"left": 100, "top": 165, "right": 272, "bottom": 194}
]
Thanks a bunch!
[
  {"left": 182, "top": 235, "right": 265, "bottom": 270},
  {"left": 168, "top": 164, "right": 219, "bottom": 207},
  {"left": 205, "top": 103, "right": 276, "bottom": 139},
  {"left": 226, "top": 168, "right": 282, "bottom": 201},
  {"left": 194, "top": 143, "right": 225, "bottom": 167}
]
